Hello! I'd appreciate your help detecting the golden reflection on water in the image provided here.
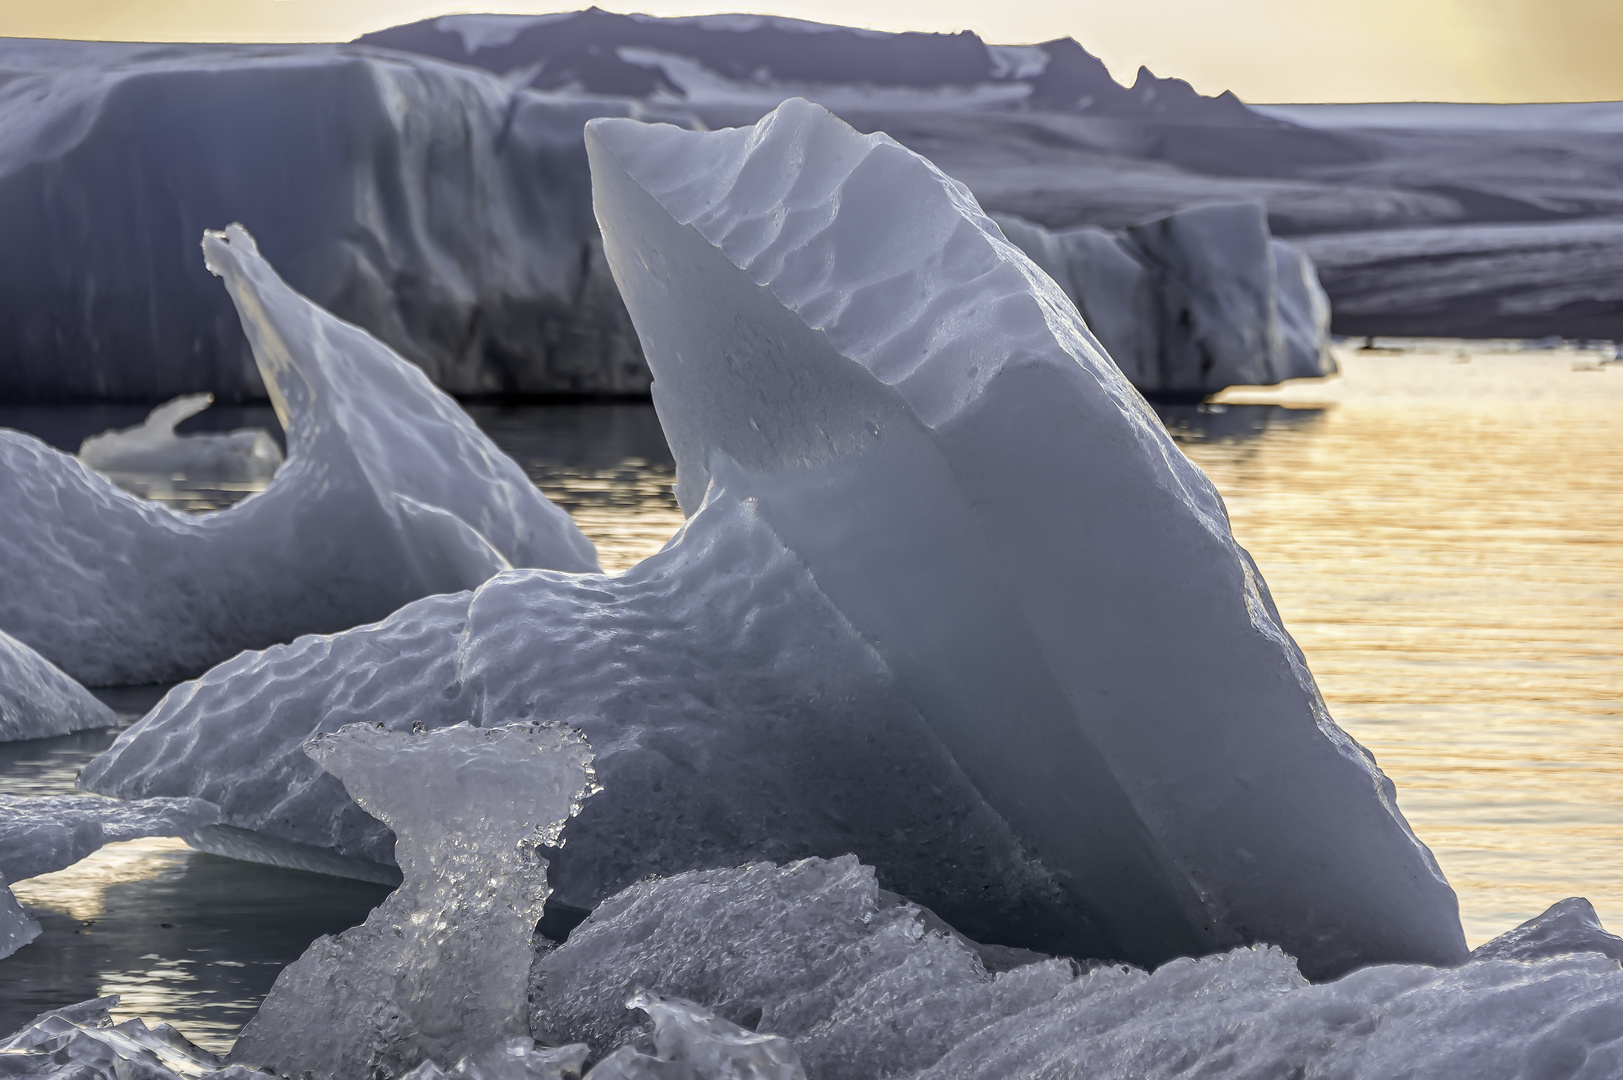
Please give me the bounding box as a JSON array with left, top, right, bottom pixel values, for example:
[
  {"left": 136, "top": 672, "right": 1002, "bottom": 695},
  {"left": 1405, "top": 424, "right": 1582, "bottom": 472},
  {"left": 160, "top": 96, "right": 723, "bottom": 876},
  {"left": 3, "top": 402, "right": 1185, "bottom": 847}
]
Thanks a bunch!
[
  {"left": 1210, "top": 348, "right": 1623, "bottom": 945},
  {"left": 10, "top": 837, "right": 192, "bottom": 922}
]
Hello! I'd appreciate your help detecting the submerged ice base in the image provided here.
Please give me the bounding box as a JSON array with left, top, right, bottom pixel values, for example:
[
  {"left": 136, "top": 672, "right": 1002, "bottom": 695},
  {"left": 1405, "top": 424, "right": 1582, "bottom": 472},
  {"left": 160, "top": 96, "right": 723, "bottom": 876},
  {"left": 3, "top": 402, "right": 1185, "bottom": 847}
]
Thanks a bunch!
[
  {"left": 0, "top": 226, "right": 596, "bottom": 686},
  {"left": 231, "top": 722, "right": 596, "bottom": 1080}
]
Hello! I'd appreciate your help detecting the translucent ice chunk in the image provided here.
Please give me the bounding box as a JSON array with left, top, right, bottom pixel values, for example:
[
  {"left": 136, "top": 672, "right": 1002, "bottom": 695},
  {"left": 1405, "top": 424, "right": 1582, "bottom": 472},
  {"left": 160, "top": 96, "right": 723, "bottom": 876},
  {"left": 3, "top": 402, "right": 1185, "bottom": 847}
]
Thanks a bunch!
[
  {"left": 0, "top": 226, "right": 597, "bottom": 686},
  {"left": 0, "top": 995, "right": 262, "bottom": 1080},
  {"left": 78, "top": 393, "right": 283, "bottom": 483},
  {"left": 230, "top": 721, "right": 597, "bottom": 1080},
  {"left": 0, "top": 879, "right": 40, "bottom": 958},
  {"left": 1471, "top": 897, "right": 1623, "bottom": 964},
  {"left": 585, "top": 993, "right": 805, "bottom": 1080},
  {"left": 0, "top": 628, "right": 116, "bottom": 742}
]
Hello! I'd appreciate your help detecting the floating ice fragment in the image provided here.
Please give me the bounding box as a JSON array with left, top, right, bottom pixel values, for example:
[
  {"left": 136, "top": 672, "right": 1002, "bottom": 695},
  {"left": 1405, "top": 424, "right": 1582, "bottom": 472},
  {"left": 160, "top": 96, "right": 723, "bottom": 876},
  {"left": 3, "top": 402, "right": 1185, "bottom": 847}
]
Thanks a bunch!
[
  {"left": 0, "top": 995, "right": 266, "bottom": 1080},
  {"left": 0, "top": 793, "right": 218, "bottom": 958},
  {"left": 86, "top": 99, "right": 1456, "bottom": 978},
  {"left": 230, "top": 721, "right": 597, "bottom": 1080},
  {"left": 1471, "top": 897, "right": 1623, "bottom": 965},
  {"left": 397, "top": 1037, "right": 589, "bottom": 1080},
  {"left": 0, "top": 225, "right": 597, "bottom": 686},
  {"left": 0, "top": 628, "right": 116, "bottom": 742},
  {"left": 0, "top": 793, "right": 220, "bottom": 883},
  {"left": 78, "top": 394, "right": 283, "bottom": 483},
  {"left": 585, "top": 993, "right": 805, "bottom": 1080}
]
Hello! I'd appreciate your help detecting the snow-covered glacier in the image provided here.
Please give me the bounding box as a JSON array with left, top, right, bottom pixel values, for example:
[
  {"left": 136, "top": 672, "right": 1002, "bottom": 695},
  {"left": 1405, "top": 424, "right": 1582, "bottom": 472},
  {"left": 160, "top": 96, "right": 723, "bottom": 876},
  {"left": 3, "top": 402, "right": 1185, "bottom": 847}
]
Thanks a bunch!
[
  {"left": 0, "top": 225, "right": 596, "bottom": 686},
  {"left": 85, "top": 99, "right": 1461, "bottom": 977},
  {"left": 0, "top": 40, "right": 662, "bottom": 403},
  {"left": 0, "top": 630, "right": 114, "bottom": 742}
]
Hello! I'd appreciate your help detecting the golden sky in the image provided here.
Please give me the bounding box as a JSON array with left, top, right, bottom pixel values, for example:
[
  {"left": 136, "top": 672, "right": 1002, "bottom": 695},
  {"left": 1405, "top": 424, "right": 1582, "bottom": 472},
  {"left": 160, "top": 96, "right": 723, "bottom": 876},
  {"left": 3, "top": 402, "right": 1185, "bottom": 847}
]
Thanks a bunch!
[{"left": 3, "top": 0, "right": 1621, "bottom": 103}]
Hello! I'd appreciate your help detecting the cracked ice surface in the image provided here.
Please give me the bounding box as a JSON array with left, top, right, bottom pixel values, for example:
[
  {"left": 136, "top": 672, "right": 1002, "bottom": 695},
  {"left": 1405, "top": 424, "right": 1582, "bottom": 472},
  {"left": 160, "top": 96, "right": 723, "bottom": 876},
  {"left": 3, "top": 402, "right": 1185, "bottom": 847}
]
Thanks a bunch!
[
  {"left": 0, "top": 793, "right": 218, "bottom": 958},
  {"left": 530, "top": 857, "right": 1623, "bottom": 1080},
  {"left": 0, "top": 629, "right": 115, "bottom": 742},
  {"left": 0, "top": 225, "right": 597, "bottom": 686},
  {"left": 78, "top": 393, "right": 283, "bottom": 484},
  {"left": 230, "top": 722, "right": 596, "bottom": 1080},
  {"left": 87, "top": 99, "right": 1458, "bottom": 977}
]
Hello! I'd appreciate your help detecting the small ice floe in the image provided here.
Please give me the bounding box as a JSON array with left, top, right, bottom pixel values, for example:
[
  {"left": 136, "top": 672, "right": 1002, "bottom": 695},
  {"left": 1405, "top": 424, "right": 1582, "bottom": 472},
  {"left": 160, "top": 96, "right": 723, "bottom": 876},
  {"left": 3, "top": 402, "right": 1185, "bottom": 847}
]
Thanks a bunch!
[
  {"left": 0, "top": 225, "right": 598, "bottom": 686},
  {"left": 0, "top": 793, "right": 219, "bottom": 958},
  {"left": 77, "top": 393, "right": 283, "bottom": 485},
  {"left": 0, "top": 629, "right": 115, "bottom": 743},
  {"left": 230, "top": 721, "right": 597, "bottom": 1080},
  {"left": 89, "top": 98, "right": 1461, "bottom": 980}
]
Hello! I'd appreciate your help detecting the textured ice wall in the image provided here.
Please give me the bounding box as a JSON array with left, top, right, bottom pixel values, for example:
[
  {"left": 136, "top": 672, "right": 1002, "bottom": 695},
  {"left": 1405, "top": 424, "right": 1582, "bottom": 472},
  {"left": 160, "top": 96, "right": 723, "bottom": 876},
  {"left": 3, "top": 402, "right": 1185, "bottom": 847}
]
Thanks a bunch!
[
  {"left": 994, "top": 208, "right": 1336, "bottom": 393},
  {"left": 231, "top": 722, "right": 597, "bottom": 1080},
  {"left": 84, "top": 491, "right": 1081, "bottom": 951},
  {"left": 0, "top": 629, "right": 115, "bottom": 742},
  {"left": 78, "top": 394, "right": 282, "bottom": 483},
  {"left": 531, "top": 858, "right": 1623, "bottom": 1080},
  {"left": 0, "top": 794, "right": 218, "bottom": 959},
  {"left": 0, "top": 40, "right": 660, "bottom": 402},
  {"left": 585, "top": 97, "right": 1460, "bottom": 975},
  {"left": 0, "top": 226, "right": 596, "bottom": 685}
]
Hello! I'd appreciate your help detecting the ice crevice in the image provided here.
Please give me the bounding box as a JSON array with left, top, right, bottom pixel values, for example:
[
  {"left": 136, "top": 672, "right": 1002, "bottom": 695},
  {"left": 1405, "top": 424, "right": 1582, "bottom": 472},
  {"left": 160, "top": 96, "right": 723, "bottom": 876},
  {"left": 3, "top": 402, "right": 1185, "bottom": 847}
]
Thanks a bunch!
[{"left": 0, "top": 224, "right": 598, "bottom": 687}]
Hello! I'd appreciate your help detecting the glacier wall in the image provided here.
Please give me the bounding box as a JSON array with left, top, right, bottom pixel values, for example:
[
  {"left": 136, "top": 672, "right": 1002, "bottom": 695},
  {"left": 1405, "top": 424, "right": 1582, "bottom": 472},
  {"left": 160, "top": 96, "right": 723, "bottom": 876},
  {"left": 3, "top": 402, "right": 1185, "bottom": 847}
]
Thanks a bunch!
[{"left": 0, "top": 40, "right": 656, "bottom": 403}]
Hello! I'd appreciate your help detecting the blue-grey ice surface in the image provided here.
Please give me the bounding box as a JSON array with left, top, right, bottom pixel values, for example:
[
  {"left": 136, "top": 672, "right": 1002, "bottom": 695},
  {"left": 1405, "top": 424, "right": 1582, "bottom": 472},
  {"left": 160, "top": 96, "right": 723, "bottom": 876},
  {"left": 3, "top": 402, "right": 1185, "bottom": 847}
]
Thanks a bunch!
[
  {"left": 0, "top": 630, "right": 115, "bottom": 743},
  {"left": 88, "top": 98, "right": 1460, "bottom": 979},
  {"left": 0, "top": 225, "right": 597, "bottom": 686}
]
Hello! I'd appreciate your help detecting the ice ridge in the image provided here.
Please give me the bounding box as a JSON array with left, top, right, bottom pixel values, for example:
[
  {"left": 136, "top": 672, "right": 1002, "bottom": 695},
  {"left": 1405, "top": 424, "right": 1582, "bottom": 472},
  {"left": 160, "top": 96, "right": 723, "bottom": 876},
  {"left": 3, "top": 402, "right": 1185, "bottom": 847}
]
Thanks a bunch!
[{"left": 0, "top": 225, "right": 597, "bottom": 686}]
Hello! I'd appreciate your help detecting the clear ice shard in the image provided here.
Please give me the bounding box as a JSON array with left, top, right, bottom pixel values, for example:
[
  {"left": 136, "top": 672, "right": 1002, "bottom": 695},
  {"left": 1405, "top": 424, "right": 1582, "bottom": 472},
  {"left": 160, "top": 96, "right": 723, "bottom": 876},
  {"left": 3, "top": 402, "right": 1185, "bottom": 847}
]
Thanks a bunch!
[
  {"left": 78, "top": 393, "right": 283, "bottom": 483},
  {"left": 0, "top": 225, "right": 598, "bottom": 686},
  {"left": 0, "top": 628, "right": 116, "bottom": 742},
  {"left": 230, "top": 721, "right": 597, "bottom": 1080},
  {"left": 0, "top": 793, "right": 219, "bottom": 958},
  {"left": 0, "top": 995, "right": 261, "bottom": 1080},
  {"left": 530, "top": 857, "right": 1623, "bottom": 1080},
  {"left": 86, "top": 99, "right": 1459, "bottom": 978},
  {"left": 1470, "top": 897, "right": 1623, "bottom": 964}
]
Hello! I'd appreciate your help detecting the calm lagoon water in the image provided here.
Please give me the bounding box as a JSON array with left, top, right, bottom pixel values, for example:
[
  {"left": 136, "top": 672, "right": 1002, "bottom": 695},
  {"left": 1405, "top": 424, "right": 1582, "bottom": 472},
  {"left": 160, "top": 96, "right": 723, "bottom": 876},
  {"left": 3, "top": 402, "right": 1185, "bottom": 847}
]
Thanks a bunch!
[{"left": 1, "top": 343, "right": 1619, "bottom": 1043}]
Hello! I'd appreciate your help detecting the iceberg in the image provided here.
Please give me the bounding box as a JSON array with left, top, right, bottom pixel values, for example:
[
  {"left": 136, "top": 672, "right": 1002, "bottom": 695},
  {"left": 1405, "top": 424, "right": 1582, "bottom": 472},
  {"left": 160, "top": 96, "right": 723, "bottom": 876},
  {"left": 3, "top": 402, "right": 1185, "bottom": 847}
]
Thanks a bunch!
[
  {"left": 230, "top": 722, "right": 597, "bottom": 1080},
  {"left": 0, "top": 629, "right": 116, "bottom": 742},
  {"left": 527, "top": 856, "right": 1623, "bottom": 1080},
  {"left": 994, "top": 205, "right": 1336, "bottom": 393},
  {"left": 78, "top": 394, "right": 283, "bottom": 485},
  {"left": 86, "top": 99, "right": 1460, "bottom": 977},
  {"left": 0, "top": 793, "right": 218, "bottom": 959},
  {"left": 0, "top": 225, "right": 597, "bottom": 686}
]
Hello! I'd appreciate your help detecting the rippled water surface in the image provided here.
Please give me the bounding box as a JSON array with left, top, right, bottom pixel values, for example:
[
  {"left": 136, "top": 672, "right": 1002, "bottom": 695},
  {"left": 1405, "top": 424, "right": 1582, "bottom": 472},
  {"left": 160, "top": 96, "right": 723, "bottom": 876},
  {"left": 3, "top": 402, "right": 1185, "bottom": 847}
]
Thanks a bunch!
[{"left": 1, "top": 344, "right": 1619, "bottom": 1044}]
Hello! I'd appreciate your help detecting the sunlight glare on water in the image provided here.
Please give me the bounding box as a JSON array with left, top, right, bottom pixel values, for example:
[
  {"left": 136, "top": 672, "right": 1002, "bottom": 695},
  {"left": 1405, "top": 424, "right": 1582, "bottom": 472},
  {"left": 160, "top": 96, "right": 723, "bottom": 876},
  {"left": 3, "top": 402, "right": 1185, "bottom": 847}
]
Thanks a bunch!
[{"left": 1210, "top": 346, "right": 1623, "bottom": 945}]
